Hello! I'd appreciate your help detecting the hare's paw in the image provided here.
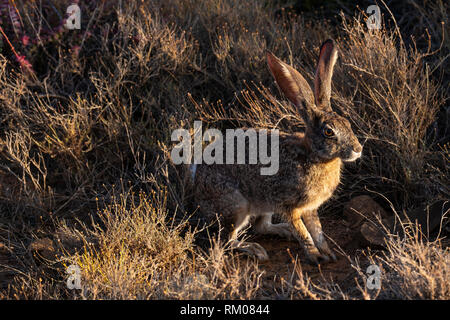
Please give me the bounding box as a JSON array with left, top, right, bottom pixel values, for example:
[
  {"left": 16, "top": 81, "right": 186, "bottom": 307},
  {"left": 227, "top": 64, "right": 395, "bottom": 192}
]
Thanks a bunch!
[
  {"left": 320, "top": 248, "right": 337, "bottom": 262},
  {"left": 316, "top": 240, "right": 337, "bottom": 262},
  {"left": 305, "top": 246, "right": 323, "bottom": 265},
  {"left": 305, "top": 245, "right": 336, "bottom": 265}
]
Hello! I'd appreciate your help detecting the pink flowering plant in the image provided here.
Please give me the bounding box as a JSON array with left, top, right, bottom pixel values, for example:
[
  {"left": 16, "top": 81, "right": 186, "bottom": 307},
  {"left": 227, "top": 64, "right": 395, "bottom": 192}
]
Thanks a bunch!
[{"left": 0, "top": 0, "right": 116, "bottom": 76}]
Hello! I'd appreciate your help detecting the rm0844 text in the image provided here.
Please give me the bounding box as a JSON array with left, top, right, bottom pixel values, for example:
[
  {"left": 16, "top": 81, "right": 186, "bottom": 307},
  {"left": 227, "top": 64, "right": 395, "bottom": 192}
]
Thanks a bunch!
[{"left": 224, "top": 304, "right": 270, "bottom": 315}]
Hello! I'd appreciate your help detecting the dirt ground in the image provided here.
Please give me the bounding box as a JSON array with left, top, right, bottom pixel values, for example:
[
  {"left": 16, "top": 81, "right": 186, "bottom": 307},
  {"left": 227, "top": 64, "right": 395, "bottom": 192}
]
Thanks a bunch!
[
  {"left": 252, "top": 214, "right": 369, "bottom": 296},
  {"left": 0, "top": 211, "right": 366, "bottom": 295}
]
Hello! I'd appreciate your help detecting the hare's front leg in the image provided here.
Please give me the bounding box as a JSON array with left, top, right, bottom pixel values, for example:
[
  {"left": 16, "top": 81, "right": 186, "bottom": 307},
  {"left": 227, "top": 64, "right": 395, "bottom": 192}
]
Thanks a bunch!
[
  {"left": 302, "top": 210, "right": 336, "bottom": 262},
  {"left": 290, "top": 208, "right": 328, "bottom": 264}
]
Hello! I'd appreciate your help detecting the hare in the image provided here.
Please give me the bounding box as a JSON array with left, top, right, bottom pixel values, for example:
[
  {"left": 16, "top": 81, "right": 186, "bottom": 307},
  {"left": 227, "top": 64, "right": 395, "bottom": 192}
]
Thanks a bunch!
[{"left": 191, "top": 39, "right": 362, "bottom": 264}]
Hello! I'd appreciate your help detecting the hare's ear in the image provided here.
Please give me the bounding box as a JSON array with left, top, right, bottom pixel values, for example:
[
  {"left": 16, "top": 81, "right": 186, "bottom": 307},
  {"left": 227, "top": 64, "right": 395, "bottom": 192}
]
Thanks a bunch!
[
  {"left": 314, "top": 39, "right": 338, "bottom": 112},
  {"left": 267, "top": 51, "right": 317, "bottom": 124}
]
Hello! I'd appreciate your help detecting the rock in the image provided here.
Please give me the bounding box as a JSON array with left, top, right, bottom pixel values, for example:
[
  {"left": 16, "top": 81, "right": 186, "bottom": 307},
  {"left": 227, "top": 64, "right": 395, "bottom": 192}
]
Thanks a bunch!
[
  {"left": 343, "top": 195, "right": 389, "bottom": 228},
  {"left": 357, "top": 200, "right": 449, "bottom": 247},
  {"left": 360, "top": 220, "right": 389, "bottom": 247},
  {"left": 55, "top": 230, "right": 83, "bottom": 250},
  {"left": 29, "top": 238, "right": 56, "bottom": 260}
]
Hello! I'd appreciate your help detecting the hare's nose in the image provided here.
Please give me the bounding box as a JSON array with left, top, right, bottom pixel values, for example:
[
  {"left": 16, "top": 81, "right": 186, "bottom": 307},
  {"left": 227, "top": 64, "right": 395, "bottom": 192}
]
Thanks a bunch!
[{"left": 354, "top": 143, "right": 363, "bottom": 154}]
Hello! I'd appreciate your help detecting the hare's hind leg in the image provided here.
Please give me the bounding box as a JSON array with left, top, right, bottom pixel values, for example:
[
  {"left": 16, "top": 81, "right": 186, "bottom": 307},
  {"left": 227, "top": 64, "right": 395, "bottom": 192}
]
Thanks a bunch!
[
  {"left": 226, "top": 192, "right": 269, "bottom": 261},
  {"left": 228, "top": 213, "right": 269, "bottom": 261},
  {"left": 254, "top": 212, "right": 293, "bottom": 240}
]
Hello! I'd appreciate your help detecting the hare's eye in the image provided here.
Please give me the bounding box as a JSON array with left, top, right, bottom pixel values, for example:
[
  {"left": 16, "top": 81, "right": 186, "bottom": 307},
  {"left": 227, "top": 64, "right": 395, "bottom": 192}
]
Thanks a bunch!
[{"left": 323, "top": 127, "right": 334, "bottom": 137}]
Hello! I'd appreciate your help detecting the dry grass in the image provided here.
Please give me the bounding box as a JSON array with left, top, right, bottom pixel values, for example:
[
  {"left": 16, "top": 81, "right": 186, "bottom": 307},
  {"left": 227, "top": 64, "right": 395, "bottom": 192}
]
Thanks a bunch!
[
  {"left": 55, "top": 189, "right": 264, "bottom": 299},
  {"left": 0, "top": 0, "right": 448, "bottom": 299},
  {"left": 380, "top": 226, "right": 449, "bottom": 299}
]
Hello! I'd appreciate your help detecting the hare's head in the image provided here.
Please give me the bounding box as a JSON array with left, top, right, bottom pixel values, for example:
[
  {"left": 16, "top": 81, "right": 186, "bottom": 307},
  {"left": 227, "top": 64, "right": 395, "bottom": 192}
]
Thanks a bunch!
[{"left": 267, "top": 39, "right": 362, "bottom": 162}]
